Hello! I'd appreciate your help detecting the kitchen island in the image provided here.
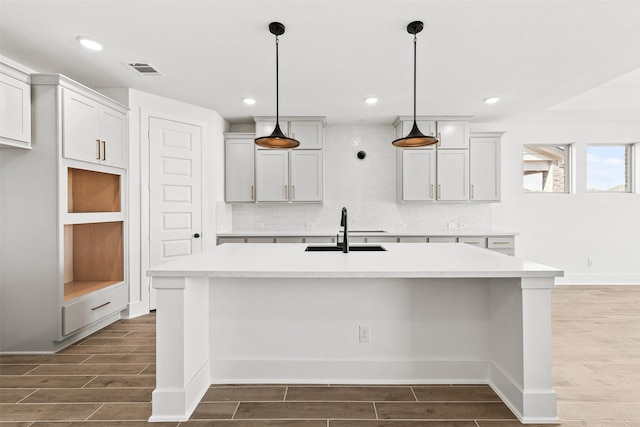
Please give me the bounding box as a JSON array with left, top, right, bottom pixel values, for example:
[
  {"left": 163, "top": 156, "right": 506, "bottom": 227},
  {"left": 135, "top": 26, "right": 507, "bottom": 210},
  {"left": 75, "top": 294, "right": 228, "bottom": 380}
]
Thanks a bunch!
[{"left": 148, "top": 243, "right": 562, "bottom": 424}]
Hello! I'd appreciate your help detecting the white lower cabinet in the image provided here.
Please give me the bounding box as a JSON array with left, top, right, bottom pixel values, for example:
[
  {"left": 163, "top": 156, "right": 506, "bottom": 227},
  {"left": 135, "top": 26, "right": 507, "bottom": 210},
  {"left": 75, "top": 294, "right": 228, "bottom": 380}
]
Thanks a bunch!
[
  {"left": 63, "top": 283, "right": 128, "bottom": 335},
  {"left": 256, "top": 149, "right": 323, "bottom": 202},
  {"left": 436, "top": 150, "right": 469, "bottom": 201},
  {"left": 458, "top": 237, "right": 488, "bottom": 248}
]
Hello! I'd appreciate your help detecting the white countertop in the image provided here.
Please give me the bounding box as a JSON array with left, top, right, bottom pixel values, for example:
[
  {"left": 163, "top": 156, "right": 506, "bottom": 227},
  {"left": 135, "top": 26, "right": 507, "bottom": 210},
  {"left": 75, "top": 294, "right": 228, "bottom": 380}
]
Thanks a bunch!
[
  {"left": 148, "top": 243, "right": 561, "bottom": 280},
  {"left": 216, "top": 229, "right": 517, "bottom": 237}
]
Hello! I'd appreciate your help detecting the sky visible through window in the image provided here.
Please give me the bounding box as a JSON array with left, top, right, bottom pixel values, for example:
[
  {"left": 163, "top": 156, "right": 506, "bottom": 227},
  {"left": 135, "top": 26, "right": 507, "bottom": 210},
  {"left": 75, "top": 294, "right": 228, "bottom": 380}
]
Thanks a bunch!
[{"left": 586, "top": 145, "right": 628, "bottom": 191}]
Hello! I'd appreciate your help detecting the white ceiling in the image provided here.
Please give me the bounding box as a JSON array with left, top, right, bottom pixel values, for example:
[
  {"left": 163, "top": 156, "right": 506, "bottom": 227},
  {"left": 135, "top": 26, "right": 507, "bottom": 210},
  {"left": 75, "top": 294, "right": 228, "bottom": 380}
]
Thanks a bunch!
[{"left": 1, "top": 0, "right": 639, "bottom": 125}]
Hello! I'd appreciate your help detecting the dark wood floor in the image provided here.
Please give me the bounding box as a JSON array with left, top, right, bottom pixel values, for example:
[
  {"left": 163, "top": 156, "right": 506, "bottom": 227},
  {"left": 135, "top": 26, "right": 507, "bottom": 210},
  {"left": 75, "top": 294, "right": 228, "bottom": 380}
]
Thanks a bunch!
[{"left": 0, "top": 286, "right": 638, "bottom": 426}]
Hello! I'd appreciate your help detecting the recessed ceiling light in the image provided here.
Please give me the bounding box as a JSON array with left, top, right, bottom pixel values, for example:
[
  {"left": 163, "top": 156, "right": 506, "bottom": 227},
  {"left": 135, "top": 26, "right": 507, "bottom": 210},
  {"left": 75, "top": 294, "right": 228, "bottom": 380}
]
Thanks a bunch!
[
  {"left": 242, "top": 97, "right": 256, "bottom": 105},
  {"left": 76, "top": 36, "right": 104, "bottom": 51},
  {"left": 484, "top": 96, "right": 500, "bottom": 104},
  {"left": 365, "top": 97, "right": 378, "bottom": 105}
]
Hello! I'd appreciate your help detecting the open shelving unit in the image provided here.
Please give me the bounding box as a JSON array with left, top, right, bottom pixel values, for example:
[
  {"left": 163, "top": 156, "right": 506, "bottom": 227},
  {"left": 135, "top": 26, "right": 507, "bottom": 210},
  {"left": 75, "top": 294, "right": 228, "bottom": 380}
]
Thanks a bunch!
[{"left": 64, "top": 167, "right": 125, "bottom": 302}]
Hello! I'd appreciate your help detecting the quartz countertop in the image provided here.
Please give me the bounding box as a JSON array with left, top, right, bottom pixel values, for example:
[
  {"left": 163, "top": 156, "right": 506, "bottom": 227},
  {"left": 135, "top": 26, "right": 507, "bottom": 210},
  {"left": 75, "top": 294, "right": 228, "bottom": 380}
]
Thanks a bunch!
[
  {"left": 148, "top": 242, "right": 561, "bottom": 280},
  {"left": 216, "top": 229, "right": 517, "bottom": 237}
]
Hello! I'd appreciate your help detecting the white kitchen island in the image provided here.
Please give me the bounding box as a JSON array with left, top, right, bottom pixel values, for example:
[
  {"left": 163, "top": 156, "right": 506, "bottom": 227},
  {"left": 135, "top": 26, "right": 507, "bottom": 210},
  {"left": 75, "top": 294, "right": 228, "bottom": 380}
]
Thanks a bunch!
[{"left": 147, "top": 243, "right": 562, "bottom": 424}]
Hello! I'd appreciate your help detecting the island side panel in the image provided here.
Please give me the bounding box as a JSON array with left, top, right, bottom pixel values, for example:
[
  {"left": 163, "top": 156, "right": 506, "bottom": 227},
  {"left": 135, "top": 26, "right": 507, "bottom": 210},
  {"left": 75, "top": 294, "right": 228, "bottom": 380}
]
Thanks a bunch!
[
  {"left": 488, "top": 277, "right": 557, "bottom": 424},
  {"left": 150, "top": 276, "right": 211, "bottom": 422}
]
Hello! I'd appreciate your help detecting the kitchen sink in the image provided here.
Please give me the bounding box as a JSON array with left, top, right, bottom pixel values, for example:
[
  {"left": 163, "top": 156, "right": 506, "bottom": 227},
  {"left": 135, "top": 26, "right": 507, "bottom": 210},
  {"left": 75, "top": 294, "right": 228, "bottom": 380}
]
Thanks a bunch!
[{"left": 305, "top": 245, "right": 387, "bottom": 252}]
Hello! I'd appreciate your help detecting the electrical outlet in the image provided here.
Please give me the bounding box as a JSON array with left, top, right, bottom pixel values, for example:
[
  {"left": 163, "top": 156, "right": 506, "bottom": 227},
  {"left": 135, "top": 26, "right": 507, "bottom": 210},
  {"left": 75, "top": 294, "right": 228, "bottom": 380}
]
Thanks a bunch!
[
  {"left": 459, "top": 222, "right": 468, "bottom": 229},
  {"left": 587, "top": 258, "right": 594, "bottom": 267},
  {"left": 448, "top": 222, "right": 458, "bottom": 229},
  {"left": 359, "top": 325, "right": 370, "bottom": 343}
]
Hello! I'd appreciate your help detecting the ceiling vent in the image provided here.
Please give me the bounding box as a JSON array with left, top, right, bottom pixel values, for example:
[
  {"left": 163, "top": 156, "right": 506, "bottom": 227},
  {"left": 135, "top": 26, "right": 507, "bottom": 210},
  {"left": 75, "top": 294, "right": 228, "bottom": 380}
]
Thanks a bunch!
[{"left": 127, "top": 62, "right": 161, "bottom": 76}]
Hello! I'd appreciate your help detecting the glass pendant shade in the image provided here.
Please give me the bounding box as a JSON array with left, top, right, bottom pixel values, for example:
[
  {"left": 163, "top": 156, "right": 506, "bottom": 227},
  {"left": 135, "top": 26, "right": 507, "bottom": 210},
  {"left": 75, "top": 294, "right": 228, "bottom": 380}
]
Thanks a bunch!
[
  {"left": 392, "top": 21, "right": 438, "bottom": 148},
  {"left": 255, "top": 22, "right": 300, "bottom": 149}
]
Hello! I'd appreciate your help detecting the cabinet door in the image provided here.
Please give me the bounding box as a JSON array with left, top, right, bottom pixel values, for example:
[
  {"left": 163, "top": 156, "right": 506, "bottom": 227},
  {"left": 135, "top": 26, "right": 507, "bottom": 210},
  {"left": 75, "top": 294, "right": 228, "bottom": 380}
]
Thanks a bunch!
[
  {"left": 225, "top": 137, "right": 255, "bottom": 202},
  {"left": 470, "top": 138, "right": 500, "bottom": 201},
  {"left": 0, "top": 72, "right": 31, "bottom": 146},
  {"left": 437, "top": 150, "right": 469, "bottom": 201},
  {"left": 436, "top": 121, "right": 468, "bottom": 149},
  {"left": 400, "top": 120, "right": 436, "bottom": 139},
  {"left": 402, "top": 149, "right": 436, "bottom": 201},
  {"left": 256, "top": 150, "right": 289, "bottom": 201},
  {"left": 289, "top": 121, "right": 323, "bottom": 149},
  {"left": 62, "top": 89, "right": 101, "bottom": 164},
  {"left": 290, "top": 150, "right": 323, "bottom": 202},
  {"left": 100, "top": 108, "right": 126, "bottom": 168}
]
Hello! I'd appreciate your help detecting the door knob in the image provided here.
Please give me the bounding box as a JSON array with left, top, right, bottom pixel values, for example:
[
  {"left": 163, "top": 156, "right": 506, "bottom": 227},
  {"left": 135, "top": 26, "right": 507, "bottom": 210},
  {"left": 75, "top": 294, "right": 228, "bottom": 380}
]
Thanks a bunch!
[{"left": 193, "top": 233, "right": 201, "bottom": 238}]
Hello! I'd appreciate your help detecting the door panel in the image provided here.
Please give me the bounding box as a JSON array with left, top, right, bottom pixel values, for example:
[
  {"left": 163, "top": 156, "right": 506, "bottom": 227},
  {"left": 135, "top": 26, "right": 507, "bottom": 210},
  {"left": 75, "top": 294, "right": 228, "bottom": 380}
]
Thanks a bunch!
[{"left": 149, "top": 117, "right": 202, "bottom": 308}]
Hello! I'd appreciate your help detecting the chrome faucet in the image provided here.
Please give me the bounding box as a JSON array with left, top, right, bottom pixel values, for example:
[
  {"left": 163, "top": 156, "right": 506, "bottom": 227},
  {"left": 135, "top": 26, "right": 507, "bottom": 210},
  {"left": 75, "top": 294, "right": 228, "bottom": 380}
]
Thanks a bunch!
[{"left": 338, "top": 207, "right": 349, "bottom": 253}]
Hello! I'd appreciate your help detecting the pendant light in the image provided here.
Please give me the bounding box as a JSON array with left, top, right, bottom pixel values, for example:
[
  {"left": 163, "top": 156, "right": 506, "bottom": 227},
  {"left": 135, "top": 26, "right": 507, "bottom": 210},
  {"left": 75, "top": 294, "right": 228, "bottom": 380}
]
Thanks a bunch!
[
  {"left": 392, "top": 21, "right": 439, "bottom": 148},
  {"left": 255, "top": 22, "right": 300, "bottom": 149}
]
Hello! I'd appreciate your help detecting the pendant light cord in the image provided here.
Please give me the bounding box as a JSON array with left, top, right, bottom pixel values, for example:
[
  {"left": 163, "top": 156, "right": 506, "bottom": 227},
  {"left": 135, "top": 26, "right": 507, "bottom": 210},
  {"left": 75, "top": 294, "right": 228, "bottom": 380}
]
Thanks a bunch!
[
  {"left": 413, "top": 34, "right": 417, "bottom": 123},
  {"left": 275, "top": 35, "right": 280, "bottom": 125}
]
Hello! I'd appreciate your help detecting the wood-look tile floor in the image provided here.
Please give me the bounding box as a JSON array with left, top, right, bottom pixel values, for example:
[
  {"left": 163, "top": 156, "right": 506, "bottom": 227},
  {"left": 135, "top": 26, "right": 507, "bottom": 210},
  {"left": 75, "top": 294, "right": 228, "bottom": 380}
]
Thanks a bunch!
[{"left": 1, "top": 286, "right": 638, "bottom": 426}]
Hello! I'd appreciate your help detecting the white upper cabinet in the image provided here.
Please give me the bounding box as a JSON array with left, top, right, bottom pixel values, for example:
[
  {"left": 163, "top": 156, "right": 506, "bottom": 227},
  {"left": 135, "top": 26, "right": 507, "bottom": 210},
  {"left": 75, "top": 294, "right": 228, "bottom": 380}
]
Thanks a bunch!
[
  {"left": 437, "top": 149, "right": 469, "bottom": 201},
  {"left": 255, "top": 149, "right": 324, "bottom": 203},
  {"left": 0, "top": 62, "right": 31, "bottom": 148},
  {"left": 436, "top": 121, "right": 468, "bottom": 149},
  {"left": 470, "top": 133, "right": 503, "bottom": 202},
  {"left": 397, "top": 148, "right": 436, "bottom": 202},
  {"left": 62, "top": 88, "right": 126, "bottom": 168},
  {"left": 254, "top": 116, "right": 325, "bottom": 150},
  {"left": 225, "top": 133, "right": 256, "bottom": 202},
  {"left": 256, "top": 150, "right": 289, "bottom": 202},
  {"left": 290, "top": 150, "right": 323, "bottom": 202},
  {"left": 396, "top": 120, "right": 436, "bottom": 140}
]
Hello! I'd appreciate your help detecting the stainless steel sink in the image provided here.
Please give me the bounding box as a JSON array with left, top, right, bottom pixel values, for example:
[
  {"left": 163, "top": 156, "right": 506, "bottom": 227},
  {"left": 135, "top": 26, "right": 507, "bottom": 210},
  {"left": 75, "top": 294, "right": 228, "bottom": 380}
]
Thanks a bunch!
[{"left": 305, "top": 245, "right": 387, "bottom": 252}]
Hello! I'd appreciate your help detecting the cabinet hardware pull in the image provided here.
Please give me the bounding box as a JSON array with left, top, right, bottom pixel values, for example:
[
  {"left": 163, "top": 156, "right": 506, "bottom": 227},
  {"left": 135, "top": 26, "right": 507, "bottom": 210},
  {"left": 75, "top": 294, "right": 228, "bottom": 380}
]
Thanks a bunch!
[
  {"left": 471, "top": 184, "right": 475, "bottom": 199},
  {"left": 291, "top": 132, "right": 295, "bottom": 139},
  {"left": 292, "top": 185, "right": 295, "bottom": 200},
  {"left": 438, "top": 133, "right": 442, "bottom": 146},
  {"left": 284, "top": 185, "right": 288, "bottom": 199},
  {"left": 251, "top": 185, "right": 255, "bottom": 201},
  {"left": 494, "top": 241, "right": 510, "bottom": 245},
  {"left": 438, "top": 184, "right": 442, "bottom": 199},
  {"left": 101, "top": 141, "right": 106, "bottom": 160},
  {"left": 91, "top": 301, "right": 111, "bottom": 311},
  {"left": 96, "top": 139, "right": 101, "bottom": 160},
  {"left": 430, "top": 184, "right": 434, "bottom": 198}
]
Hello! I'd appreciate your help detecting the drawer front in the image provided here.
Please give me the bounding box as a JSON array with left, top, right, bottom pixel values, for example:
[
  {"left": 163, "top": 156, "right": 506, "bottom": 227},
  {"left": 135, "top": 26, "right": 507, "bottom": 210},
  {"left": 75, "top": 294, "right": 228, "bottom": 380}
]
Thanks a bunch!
[
  {"left": 217, "top": 237, "right": 246, "bottom": 244},
  {"left": 491, "top": 248, "right": 515, "bottom": 256},
  {"left": 399, "top": 237, "right": 427, "bottom": 243},
  {"left": 305, "top": 236, "right": 335, "bottom": 244},
  {"left": 246, "top": 237, "right": 275, "bottom": 243},
  {"left": 275, "top": 237, "right": 303, "bottom": 243},
  {"left": 63, "top": 284, "right": 127, "bottom": 335},
  {"left": 487, "top": 236, "right": 515, "bottom": 249},
  {"left": 366, "top": 236, "right": 399, "bottom": 243},
  {"left": 458, "top": 237, "right": 488, "bottom": 248},
  {"left": 428, "top": 237, "right": 457, "bottom": 243}
]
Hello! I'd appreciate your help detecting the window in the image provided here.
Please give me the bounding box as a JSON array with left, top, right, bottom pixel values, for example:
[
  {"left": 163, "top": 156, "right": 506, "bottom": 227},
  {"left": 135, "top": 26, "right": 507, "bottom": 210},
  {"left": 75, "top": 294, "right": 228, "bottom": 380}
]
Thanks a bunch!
[
  {"left": 523, "top": 145, "right": 571, "bottom": 193},
  {"left": 586, "top": 144, "right": 633, "bottom": 192}
]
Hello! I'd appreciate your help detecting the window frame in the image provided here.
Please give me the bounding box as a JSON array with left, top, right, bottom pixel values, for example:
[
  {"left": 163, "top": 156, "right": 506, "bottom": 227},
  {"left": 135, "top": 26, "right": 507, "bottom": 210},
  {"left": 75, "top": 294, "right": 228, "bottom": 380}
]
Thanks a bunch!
[{"left": 522, "top": 143, "right": 573, "bottom": 194}]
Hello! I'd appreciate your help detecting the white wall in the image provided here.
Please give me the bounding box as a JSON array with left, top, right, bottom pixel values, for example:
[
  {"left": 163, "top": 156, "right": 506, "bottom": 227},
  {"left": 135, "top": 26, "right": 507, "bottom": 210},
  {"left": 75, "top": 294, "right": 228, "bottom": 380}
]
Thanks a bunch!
[
  {"left": 230, "top": 124, "right": 493, "bottom": 233},
  {"left": 475, "top": 121, "right": 640, "bottom": 284},
  {"left": 98, "top": 88, "right": 228, "bottom": 316}
]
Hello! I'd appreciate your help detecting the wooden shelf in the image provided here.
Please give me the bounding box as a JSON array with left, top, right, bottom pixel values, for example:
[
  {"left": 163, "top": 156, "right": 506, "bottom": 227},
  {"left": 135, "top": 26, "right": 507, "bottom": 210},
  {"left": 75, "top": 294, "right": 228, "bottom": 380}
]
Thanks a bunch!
[
  {"left": 64, "top": 280, "right": 122, "bottom": 301},
  {"left": 68, "top": 168, "right": 120, "bottom": 213}
]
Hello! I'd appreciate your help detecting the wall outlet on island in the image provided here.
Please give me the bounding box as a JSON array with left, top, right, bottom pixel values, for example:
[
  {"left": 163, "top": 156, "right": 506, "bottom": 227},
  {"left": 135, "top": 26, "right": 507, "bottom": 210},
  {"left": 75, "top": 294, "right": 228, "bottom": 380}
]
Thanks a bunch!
[{"left": 359, "top": 325, "right": 370, "bottom": 343}]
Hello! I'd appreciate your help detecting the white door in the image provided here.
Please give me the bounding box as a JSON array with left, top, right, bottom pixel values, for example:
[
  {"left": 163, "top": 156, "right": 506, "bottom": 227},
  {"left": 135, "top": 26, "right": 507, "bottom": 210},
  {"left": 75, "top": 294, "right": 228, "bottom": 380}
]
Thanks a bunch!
[{"left": 149, "top": 117, "right": 202, "bottom": 308}]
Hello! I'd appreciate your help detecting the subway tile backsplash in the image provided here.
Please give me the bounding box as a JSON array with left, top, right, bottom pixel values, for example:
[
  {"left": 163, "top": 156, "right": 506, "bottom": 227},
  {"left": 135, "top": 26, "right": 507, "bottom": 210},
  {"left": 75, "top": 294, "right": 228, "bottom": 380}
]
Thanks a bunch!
[{"left": 222, "top": 124, "right": 492, "bottom": 233}]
